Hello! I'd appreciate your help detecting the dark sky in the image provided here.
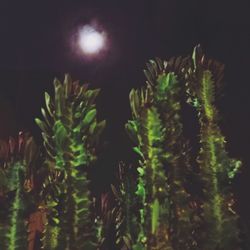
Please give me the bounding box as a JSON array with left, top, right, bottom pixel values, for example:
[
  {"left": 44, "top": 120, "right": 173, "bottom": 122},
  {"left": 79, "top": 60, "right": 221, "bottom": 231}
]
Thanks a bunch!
[{"left": 0, "top": 0, "right": 250, "bottom": 219}]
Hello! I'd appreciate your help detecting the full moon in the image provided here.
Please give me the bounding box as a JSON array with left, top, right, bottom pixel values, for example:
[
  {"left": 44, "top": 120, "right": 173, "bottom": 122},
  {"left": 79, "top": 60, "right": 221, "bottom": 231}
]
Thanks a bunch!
[{"left": 78, "top": 25, "right": 106, "bottom": 55}]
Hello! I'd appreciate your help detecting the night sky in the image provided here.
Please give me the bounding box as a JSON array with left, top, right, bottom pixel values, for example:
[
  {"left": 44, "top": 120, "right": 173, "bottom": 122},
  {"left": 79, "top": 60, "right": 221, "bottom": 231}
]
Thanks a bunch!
[{"left": 0, "top": 0, "right": 250, "bottom": 223}]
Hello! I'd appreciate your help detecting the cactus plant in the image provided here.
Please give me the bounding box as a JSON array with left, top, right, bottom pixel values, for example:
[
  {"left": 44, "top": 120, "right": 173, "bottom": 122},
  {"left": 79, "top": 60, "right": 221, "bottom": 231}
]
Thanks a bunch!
[
  {"left": 185, "top": 45, "right": 241, "bottom": 250},
  {"left": 0, "top": 46, "right": 243, "bottom": 250},
  {"left": 125, "top": 57, "right": 196, "bottom": 249},
  {"left": 35, "top": 74, "right": 106, "bottom": 250},
  {"left": 0, "top": 132, "right": 40, "bottom": 250}
]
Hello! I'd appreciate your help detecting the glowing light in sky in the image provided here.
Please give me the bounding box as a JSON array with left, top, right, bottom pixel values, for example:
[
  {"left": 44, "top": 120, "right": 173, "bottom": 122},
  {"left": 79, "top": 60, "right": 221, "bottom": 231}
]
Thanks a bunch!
[{"left": 78, "top": 25, "right": 106, "bottom": 55}]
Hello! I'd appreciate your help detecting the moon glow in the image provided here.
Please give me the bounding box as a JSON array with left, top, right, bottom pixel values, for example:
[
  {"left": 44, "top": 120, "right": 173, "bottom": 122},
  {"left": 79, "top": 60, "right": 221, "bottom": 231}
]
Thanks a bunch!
[{"left": 78, "top": 25, "right": 106, "bottom": 55}]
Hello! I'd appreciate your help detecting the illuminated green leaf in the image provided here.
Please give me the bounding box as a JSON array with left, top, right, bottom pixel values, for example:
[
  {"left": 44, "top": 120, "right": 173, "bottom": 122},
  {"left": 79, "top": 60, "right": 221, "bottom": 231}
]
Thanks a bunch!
[
  {"left": 82, "top": 109, "right": 96, "bottom": 126},
  {"left": 133, "top": 147, "right": 144, "bottom": 159}
]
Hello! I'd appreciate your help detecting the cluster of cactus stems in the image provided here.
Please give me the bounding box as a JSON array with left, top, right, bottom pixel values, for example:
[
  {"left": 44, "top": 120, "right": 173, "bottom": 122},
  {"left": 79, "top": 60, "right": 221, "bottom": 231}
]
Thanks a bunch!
[
  {"left": 35, "top": 75, "right": 106, "bottom": 250},
  {"left": 184, "top": 46, "right": 241, "bottom": 249},
  {"left": 120, "top": 46, "right": 241, "bottom": 250},
  {"left": 0, "top": 132, "right": 41, "bottom": 250},
  {"left": 0, "top": 46, "right": 242, "bottom": 250},
  {"left": 125, "top": 56, "right": 197, "bottom": 250}
]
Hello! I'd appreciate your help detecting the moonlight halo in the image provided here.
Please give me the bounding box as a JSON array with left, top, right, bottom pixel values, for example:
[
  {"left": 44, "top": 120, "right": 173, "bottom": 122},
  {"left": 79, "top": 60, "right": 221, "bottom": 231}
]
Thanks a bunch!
[{"left": 78, "top": 25, "right": 107, "bottom": 55}]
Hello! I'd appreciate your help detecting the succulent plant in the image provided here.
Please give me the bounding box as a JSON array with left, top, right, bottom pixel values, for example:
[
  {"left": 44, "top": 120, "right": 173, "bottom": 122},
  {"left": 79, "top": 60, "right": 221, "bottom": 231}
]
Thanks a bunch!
[
  {"left": 0, "top": 132, "right": 40, "bottom": 250},
  {"left": 185, "top": 45, "right": 241, "bottom": 250},
  {"left": 35, "top": 74, "right": 106, "bottom": 250},
  {"left": 125, "top": 57, "right": 196, "bottom": 250}
]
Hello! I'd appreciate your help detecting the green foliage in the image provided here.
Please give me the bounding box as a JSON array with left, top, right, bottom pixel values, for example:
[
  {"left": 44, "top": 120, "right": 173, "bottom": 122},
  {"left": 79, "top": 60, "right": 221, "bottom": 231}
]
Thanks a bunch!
[
  {"left": 36, "top": 74, "right": 105, "bottom": 250},
  {"left": 6, "top": 162, "right": 27, "bottom": 250},
  {"left": 126, "top": 57, "right": 196, "bottom": 250},
  {"left": 0, "top": 133, "right": 40, "bottom": 250},
  {"left": 109, "top": 162, "right": 138, "bottom": 250},
  {"left": 125, "top": 48, "right": 241, "bottom": 250},
  {"left": 185, "top": 45, "right": 241, "bottom": 249},
  {"left": 0, "top": 47, "right": 242, "bottom": 250}
]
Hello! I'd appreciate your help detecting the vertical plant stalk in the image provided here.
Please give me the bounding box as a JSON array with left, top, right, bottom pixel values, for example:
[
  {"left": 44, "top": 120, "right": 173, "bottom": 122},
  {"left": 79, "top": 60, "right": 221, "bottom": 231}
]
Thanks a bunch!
[
  {"left": 0, "top": 133, "right": 40, "bottom": 250},
  {"left": 185, "top": 45, "right": 241, "bottom": 250},
  {"left": 8, "top": 162, "right": 27, "bottom": 250},
  {"left": 127, "top": 86, "right": 171, "bottom": 250},
  {"left": 110, "top": 162, "right": 138, "bottom": 250},
  {"left": 126, "top": 57, "right": 196, "bottom": 249},
  {"left": 36, "top": 74, "right": 105, "bottom": 250}
]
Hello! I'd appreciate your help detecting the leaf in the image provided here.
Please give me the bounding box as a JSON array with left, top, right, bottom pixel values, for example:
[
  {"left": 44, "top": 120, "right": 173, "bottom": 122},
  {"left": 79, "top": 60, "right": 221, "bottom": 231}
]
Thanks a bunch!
[
  {"left": 64, "top": 74, "right": 72, "bottom": 98},
  {"left": 155, "top": 57, "right": 164, "bottom": 72},
  {"left": 41, "top": 107, "right": 53, "bottom": 127},
  {"left": 129, "top": 89, "right": 140, "bottom": 118},
  {"left": 125, "top": 120, "right": 138, "bottom": 144},
  {"left": 54, "top": 121, "right": 67, "bottom": 150},
  {"left": 44, "top": 92, "right": 53, "bottom": 118},
  {"left": 143, "top": 69, "right": 154, "bottom": 85},
  {"left": 111, "top": 184, "right": 121, "bottom": 201},
  {"left": 75, "top": 84, "right": 84, "bottom": 101},
  {"left": 90, "top": 120, "right": 106, "bottom": 144},
  {"left": 149, "top": 59, "right": 159, "bottom": 75},
  {"left": 35, "top": 118, "right": 50, "bottom": 134},
  {"left": 151, "top": 199, "right": 159, "bottom": 234},
  {"left": 42, "top": 133, "right": 56, "bottom": 159},
  {"left": 81, "top": 83, "right": 89, "bottom": 92},
  {"left": 85, "top": 89, "right": 100, "bottom": 105},
  {"left": 133, "top": 147, "right": 144, "bottom": 159},
  {"left": 89, "top": 121, "right": 96, "bottom": 134},
  {"left": 82, "top": 109, "right": 96, "bottom": 126},
  {"left": 123, "top": 234, "right": 132, "bottom": 249},
  {"left": 23, "top": 136, "right": 38, "bottom": 167},
  {"left": 136, "top": 180, "right": 145, "bottom": 198},
  {"left": 95, "top": 120, "right": 106, "bottom": 135},
  {"left": 192, "top": 44, "right": 202, "bottom": 70},
  {"left": 146, "top": 62, "right": 155, "bottom": 78},
  {"left": 54, "top": 78, "right": 64, "bottom": 117},
  {"left": 137, "top": 167, "right": 144, "bottom": 176}
]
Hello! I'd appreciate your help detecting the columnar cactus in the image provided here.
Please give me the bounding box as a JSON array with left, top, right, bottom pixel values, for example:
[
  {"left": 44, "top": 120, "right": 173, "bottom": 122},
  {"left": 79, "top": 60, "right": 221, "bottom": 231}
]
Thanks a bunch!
[
  {"left": 0, "top": 132, "right": 40, "bottom": 250},
  {"left": 109, "top": 162, "right": 138, "bottom": 250},
  {"left": 126, "top": 57, "right": 195, "bottom": 249},
  {"left": 35, "top": 74, "right": 106, "bottom": 250},
  {"left": 185, "top": 45, "right": 241, "bottom": 250},
  {"left": 0, "top": 47, "right": 242, "bottom": 250}
]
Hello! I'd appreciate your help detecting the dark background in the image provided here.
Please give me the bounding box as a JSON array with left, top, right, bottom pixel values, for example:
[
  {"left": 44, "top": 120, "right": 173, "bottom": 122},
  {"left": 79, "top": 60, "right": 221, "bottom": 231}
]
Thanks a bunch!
[{"left": 0, "top": 0, "right": 250, "bottom": 233}]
